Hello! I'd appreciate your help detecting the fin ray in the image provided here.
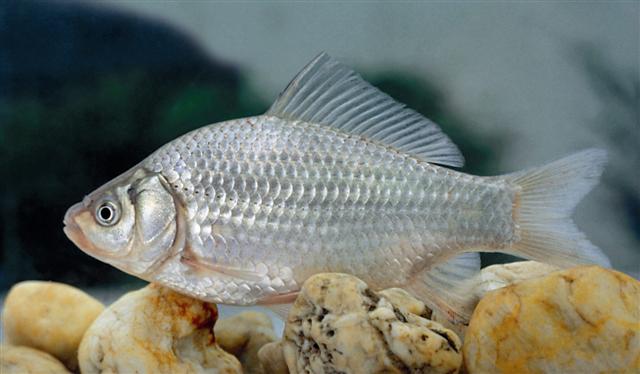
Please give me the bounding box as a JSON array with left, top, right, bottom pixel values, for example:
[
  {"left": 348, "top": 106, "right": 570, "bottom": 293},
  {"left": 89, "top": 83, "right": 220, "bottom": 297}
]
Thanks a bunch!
[
  {"left": 267, "top": 52, "right": 464, "bottom": 167},
  {"left": 180, "top": 253, "right": 266, "bottom": 282},
  {"left": 404, "top": 252, "right": 481, "bottom": 324},
  {"left": 505, "top": 148, "right": 610, "bottom": 267}
]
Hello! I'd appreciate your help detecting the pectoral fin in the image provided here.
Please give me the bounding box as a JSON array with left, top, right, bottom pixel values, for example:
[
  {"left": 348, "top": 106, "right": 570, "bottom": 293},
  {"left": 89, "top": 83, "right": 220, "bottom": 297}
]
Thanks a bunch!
[
  {"left": 180, "top": 252, "right": 266, "bottom": 282},
  {"left": 257, "top": 291, "right": 299, "bottom": 320},
  {"left": 258, "top": 291, "right": 299, "bottom": 304}
]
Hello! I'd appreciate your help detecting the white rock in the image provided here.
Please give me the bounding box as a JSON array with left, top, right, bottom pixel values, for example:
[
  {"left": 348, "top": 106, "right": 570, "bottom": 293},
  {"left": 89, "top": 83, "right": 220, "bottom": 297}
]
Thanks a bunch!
[
  {"left": 215, "top": 311, "right": 278, "bottom": 373},
  {"left": 257, "top": 341, "right": 289, "bottom": 374},
  {"left": 431, "top": 261, "right": 560, "bottom": 337},
  {"left": 473, "top": 261, "right": 560, "bottom": 295},
  {"left": 78, "top": 283, "right": 241, "bottom": 374}
]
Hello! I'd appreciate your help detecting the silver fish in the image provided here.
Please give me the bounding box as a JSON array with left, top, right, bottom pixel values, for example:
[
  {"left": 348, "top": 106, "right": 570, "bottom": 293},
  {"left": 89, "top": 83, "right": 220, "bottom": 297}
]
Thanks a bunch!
[{"left": 64, "top": 53, "right": 609, "bottom": 320}]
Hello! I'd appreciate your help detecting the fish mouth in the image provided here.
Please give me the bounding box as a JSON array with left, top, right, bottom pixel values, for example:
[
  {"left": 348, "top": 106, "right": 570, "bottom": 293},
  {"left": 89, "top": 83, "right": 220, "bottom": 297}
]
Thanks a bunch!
[
  {"left": 63, "top": 201, "right": 84, "bottom": 228},
  {"left": 63, "top": 201, "right": 100, "bottom": 256}
]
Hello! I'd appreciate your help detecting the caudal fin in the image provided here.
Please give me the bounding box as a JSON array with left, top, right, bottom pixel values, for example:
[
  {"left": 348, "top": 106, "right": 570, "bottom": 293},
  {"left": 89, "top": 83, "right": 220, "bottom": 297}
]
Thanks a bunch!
[{"left": 506, "top": 148, "right": 610, "bottom": 267}]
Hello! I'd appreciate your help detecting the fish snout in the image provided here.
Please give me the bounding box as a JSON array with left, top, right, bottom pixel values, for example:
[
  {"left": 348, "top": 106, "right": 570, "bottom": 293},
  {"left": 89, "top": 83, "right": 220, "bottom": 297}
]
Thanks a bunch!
[
  {"left": 63, "top": 201, "right": 104, "bottom": 258},
  {"left": 63, "top": 202, "right": 86, "bottom": 251},
  {"left": 63, "top": 195, "right": 93, "bottom": 227},
  {"left": 63, "top": 201, "right": 85, "bottom": 228}
]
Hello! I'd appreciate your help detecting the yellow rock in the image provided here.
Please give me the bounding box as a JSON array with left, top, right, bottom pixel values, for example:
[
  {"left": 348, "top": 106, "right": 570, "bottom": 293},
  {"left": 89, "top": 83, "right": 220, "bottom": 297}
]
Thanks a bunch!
[
  {"left": 0, "top": 345, "right": 71, "bottom": 374},
  {"left": 283, "top": 273, "right": 462, "bottom": 374},
  {"left": 215, "top": 311, "right": 278, "bottom": 373},
  {"left": 1, "top": 281, "right": 104, "bottom": 370},
  {"left": 463, "top": 266, "right": 640, "bottom": 373},
  {"left": 78, "top": 284, "right": 241, "bottom": 374},
  {"left": 441, "top": 260, "right": 560, "bottom": 337}
]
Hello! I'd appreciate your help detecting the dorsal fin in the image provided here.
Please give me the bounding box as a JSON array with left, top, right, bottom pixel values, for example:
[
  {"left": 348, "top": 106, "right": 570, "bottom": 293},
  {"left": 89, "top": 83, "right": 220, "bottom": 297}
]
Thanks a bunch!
[{"left": 266, "top": 52, "right": 464, "bottom": 167}]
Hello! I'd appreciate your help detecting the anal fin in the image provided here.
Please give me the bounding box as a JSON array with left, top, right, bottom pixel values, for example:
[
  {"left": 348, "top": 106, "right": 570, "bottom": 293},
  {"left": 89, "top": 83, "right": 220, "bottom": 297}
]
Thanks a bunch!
[{"left": 404, "top": 252, "right": 481, "bottom": 324}]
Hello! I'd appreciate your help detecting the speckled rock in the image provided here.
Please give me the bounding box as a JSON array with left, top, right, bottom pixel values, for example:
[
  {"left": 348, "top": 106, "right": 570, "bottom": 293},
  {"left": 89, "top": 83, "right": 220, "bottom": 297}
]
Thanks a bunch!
[
  {"left": 78, "top": 284, "right": 241, "bottom": 374},
  {"left": 258, "top": 341, "right": 289, "bottom": 374},
  {"left": 378, "top": 288, "right": 433, "bottom": 319},
  {"left": 0, "top": 345, "right": 71, "bottom": 374},
  {"left": 463, "top": 266, "right": 640, "bottom": 373},
  {"left": 215, "top": 311, "right": 278, "bottom": 373},
  {"left": 282, "top": 273, "right": 462, "bottom": 374},
  {"left": 1, "top": 281, "right": 104, "bottom": 370}
]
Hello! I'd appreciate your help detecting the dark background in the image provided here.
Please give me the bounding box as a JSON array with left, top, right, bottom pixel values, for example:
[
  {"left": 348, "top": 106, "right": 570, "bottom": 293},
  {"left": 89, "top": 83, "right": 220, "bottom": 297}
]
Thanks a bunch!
[{"left": 1, "top": 1, "right": 637, "bottom": 290}]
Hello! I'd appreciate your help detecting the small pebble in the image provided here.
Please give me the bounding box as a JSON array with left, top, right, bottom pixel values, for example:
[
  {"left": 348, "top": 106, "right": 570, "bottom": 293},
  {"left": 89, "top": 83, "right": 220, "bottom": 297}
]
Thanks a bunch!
[
  {"left": 1, "top": 345, "right": 71, "bottom": 374},
  {"left": 258, "top": 341, "right": 289, "bottom": 374},
  {"left": 215, "top": 311, "right": 278, "bottom": 374}
]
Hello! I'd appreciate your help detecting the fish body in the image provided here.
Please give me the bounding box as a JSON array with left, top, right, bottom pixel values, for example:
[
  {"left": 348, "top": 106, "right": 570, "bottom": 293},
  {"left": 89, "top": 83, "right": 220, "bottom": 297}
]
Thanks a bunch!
[
  {"left": 64, "top": 53, "right": 609, "bottom": 320},
  {"left": 143, "top": 115, "right": 514, "bottom": 302}
]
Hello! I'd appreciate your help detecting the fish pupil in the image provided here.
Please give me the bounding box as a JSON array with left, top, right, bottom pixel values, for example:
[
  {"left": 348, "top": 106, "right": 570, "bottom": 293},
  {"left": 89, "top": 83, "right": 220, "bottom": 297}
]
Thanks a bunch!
[{"left": 98, "top": 205, "right": 113, "bottom": 222}]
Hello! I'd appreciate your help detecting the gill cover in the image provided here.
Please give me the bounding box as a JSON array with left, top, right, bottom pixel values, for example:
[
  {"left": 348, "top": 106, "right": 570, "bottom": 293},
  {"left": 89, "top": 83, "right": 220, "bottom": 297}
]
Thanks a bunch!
[{"left": 133, "top": 174, "right": 178, "bottom": 263}]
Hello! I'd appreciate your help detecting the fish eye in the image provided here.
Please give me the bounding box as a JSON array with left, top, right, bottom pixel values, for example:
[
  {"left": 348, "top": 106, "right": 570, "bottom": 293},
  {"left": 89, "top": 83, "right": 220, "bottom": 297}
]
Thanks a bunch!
[{"left": 95, "top": 201, "right": 120, "bottom": 226}]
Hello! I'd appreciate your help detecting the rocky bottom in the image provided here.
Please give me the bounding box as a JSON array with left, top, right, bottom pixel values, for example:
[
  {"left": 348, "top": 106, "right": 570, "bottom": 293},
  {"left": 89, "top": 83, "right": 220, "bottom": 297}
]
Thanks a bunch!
[{"left": 1, "top": 263, "right": 638, "bottom": 373}]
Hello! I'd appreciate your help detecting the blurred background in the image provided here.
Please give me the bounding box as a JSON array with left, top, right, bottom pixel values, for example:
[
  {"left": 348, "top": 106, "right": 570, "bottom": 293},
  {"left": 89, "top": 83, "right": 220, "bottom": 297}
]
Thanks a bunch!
[{"left": 1, "top": 0, "right": 638, "bottom": 295}]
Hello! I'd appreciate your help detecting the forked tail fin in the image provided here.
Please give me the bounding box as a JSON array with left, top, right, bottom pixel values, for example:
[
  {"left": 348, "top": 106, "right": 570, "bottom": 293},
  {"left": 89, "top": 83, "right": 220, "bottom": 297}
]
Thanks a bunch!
[
  {"left": 506, "top": 148, "right": 610, "bottom": 267},
  {"left": 407, "top": 149, "right": 609, "bottom": 326}
]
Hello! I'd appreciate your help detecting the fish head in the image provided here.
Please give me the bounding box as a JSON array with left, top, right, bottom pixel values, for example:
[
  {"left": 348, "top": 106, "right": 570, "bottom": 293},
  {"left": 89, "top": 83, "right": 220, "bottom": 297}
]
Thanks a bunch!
[{"left": 64, "top": 168, "right": 180, "bottom": 276}]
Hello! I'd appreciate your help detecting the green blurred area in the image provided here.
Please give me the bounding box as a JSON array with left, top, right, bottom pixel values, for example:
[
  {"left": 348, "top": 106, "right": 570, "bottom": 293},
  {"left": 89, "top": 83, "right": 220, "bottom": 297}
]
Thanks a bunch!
[
  {"left": 0, "top": 62, "right": 267, "bottom": 288},
  {"left": 1, "top": 64, "right": 506, "bottom": 288}
]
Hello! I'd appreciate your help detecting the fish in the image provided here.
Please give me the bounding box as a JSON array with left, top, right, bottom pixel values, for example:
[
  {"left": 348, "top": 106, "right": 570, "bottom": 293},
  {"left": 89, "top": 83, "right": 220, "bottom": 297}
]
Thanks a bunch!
[{"left": 63, "top": 53, "right": 610, "bottom": 322}]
